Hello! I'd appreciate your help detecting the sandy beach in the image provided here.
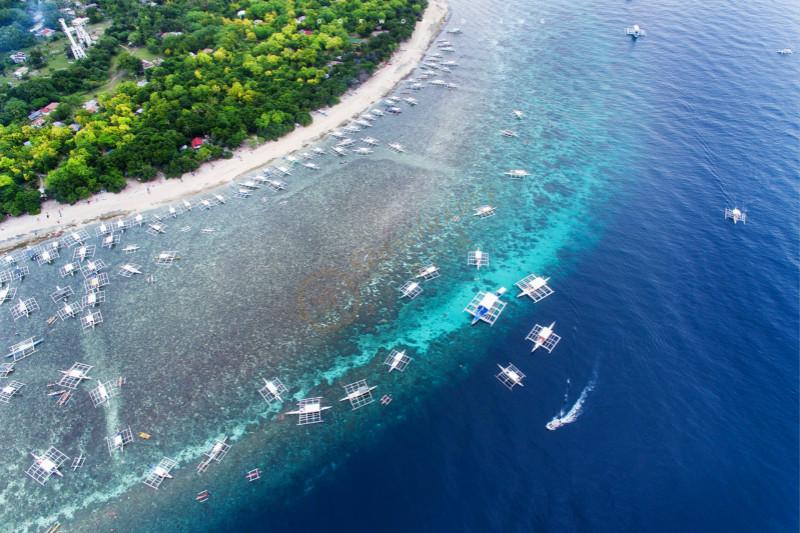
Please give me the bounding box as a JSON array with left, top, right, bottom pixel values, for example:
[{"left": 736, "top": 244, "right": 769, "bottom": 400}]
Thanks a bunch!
[{"left": 0, "top": 0, "right": 448, "bottom": 252}]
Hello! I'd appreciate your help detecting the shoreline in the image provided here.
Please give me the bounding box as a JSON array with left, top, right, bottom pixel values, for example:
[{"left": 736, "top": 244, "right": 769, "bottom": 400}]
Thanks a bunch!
[{"left": 0, "top": 0, "right": 449, "bottom": 253}]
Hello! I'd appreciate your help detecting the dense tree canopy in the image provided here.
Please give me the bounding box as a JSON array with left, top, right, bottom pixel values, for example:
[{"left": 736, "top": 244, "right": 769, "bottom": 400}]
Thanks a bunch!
[{"left": 0, "top": 0, "right": 426, "bottom": 218}]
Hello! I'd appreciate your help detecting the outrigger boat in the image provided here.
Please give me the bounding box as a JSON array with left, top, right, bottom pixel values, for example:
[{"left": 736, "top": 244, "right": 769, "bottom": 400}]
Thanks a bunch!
[
  {"left": 500, "top": 130, "right": 518, "bottom": 138},
  {"left": 505, "top": 169, "right": 530, "bottom": 178},
  {"left": 528, "top": 321, "right": 561, "bottom": 353},
  {"left": 724, "top": 207, "right": 747, "bottom": 224},
  {"left": 625, "top": 24, "right": 646, "bottom": 38},
  {"left": 467, "top": 287, "right": 507, "bottom": 326}
]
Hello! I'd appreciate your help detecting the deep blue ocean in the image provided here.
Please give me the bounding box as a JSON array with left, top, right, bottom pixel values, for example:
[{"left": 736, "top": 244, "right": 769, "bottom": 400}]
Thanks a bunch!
[
  {"left": 0, "top": 0, "right": 797, "bottom": 530},
  {"left": 228, "top": 0, "right": 800, "bottom": 531}
]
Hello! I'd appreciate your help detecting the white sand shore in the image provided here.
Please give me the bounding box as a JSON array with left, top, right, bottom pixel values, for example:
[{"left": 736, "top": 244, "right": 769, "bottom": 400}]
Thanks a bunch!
[{"left": 0, "top": 0, "right": 448, "bottom": 252}]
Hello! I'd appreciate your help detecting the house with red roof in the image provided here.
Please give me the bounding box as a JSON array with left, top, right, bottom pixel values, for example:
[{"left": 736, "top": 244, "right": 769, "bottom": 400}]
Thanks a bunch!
[
  {"left": 40, "top": 102, "right": 59, "bottom": 115},
  {"left": 191, "top": 137, "right": 205, "bottom": 149}
]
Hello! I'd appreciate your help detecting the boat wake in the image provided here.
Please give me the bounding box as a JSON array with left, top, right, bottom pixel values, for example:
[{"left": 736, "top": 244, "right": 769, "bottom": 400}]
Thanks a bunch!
[{"left": 546, "top": 369, "right": 598, "bottom": 431}]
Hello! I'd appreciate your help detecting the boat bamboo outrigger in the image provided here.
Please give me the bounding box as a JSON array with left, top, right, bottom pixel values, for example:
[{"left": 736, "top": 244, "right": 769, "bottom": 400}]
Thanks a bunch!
[
  {"left": 474, "top": 205, "right": 496, "bottom": 218},
  {"left": 89, "top": 377, "right": 124, "bottom": 407},
  {"left": 80, "top": 310, "right": 103, "bottom": 331},
  {"left": 144, "top": 457, "right": 177, "bottom": 490},
  {"left": 155, "top": 251, "right": 179, "bottom": 266},
  {"left": 399, "top": 280, "right": 422, "bottom": 300},
  {"left": 340, "top": 379, "right": 376, "bottom": 410},
  {"left": 384, "top": 349, "right": 412, "bottom": 373},
  {"left": 526, "top": 321, "right": 561, "bottom": 353},
  {"left": 197, "top": 437, "right": 231, "bottom": 473},
  {"left": 106, "top": 426, "right": 134, "bottom": 455},
  {"left": 10, "top": 297, "right": 39, "bottom": 320},
  {"left": 26, "top": 447, "right": 69, "bottom": 485},
  {"left": 724, "top": 207, "right": 747, "bottom": 224},
  {"left": 118, "top": 263, "right": 143, "bottom": 277},
  {"left": 73, "top": 245, "right": 96, "bottom": 262},
  {"left": 504, "top": 169, "right": 530, "bottom": 179},
  {"left": 0, "top": 380, "right": 24, "bottom": 403},
  {"left": 56, "top": 362, "right": 93, "bottom": 389},
  {"left": 625, "top": 24, "right": 646, "bottom": 38},
  {"left": 59, "top": 262, "right": 79, "bottom": 277},
  {"left": 467, "top": 249, "right": 490, "bottom": 269},
  {"left": 515, "top": 274, "right": 554, "bottom": 302},
  {"left": 464, "top": 287, "right": 508, "bottom": 326},
  {"left": 496, "top": 363, "right": 526, "bottom": 390},
  {"left": 4, "top": 336, "right": 42, "bottom": 362},
  {"left": 285, "top": 397, "right": 331, "bottom": 425},
  {"left": 258, "top": 377, "right": 288, "bottom": 405},
  {"left": 415, "top": 264, "right": 440, "bottom": 280}
]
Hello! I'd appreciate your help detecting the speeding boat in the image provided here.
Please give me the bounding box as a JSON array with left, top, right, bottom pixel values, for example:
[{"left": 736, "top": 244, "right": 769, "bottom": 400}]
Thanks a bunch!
[
  {"left": 546, "top": 418, "right": 564, "bottom": 431},
  {"left": 777, "top": 48, "right": 793, "bottom": 55}
]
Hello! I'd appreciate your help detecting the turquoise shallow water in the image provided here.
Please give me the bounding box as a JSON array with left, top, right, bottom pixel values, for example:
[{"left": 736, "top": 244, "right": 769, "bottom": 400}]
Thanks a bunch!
[{"left": 2, "top": 0, "right": 798, "bottom": 530}]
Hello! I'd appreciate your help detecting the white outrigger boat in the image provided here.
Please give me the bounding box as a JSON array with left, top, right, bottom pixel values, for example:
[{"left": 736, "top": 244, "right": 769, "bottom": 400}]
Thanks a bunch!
[
  {"left": 388, "top": 142, "right": 406, "bottom": 153},
  {"left": 384, "top": 349, "right": 411, "bottom": 373},
  {"left": 526, "top": 321, "right": 561, "bottom": 353},
  {"left": 465, "top": 287, "right": 507, "bottom": 326},
  {"left": 516, "top": 274, "right": 554, "bottom": 302},
  {"left": 332, "top": 146, "right": 348, "bottom": 156},
  {"left": 302, "top": 162, "right": 320, "bottom": 170},
  {"left": 285, "top": 397, "right": 331, "bottom": 425},
  {"left": 352, "top": 147, "right": 373, "bottom": 155},
  {"left": 625, "top": 24, "right": 646, "bottom": 38},
  {"left": 496, "top": 363, "right": 525, "bottom": 390},
  {"left": 119, "top": 264, "right": 142, "bottom": 276},
  {"left": 505, "top": 169, "right": 530, "bottom": 178},
  {"left": 26, "top": 448, "right": 69, "bottom": 485},
  {"left": 512, "top": 109, "right": 524, "bottom": 119},
  {"left": 724, "top": 207, "right": 747, "bottom": 224},
  {"left": 500, "top": 130, "right": 518, "bottom": 138},
  {"left": 474, "top": 205, "right": 496, "bottom": 218},
  {"left": 361, "top": 137, "right": 379, "bottom": 146},
  {"left": 403, "top": 97, "right": 418, "bottom": 106},
  {"left": 776, "top": 48, "right": 793, "bottom": 55}
]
